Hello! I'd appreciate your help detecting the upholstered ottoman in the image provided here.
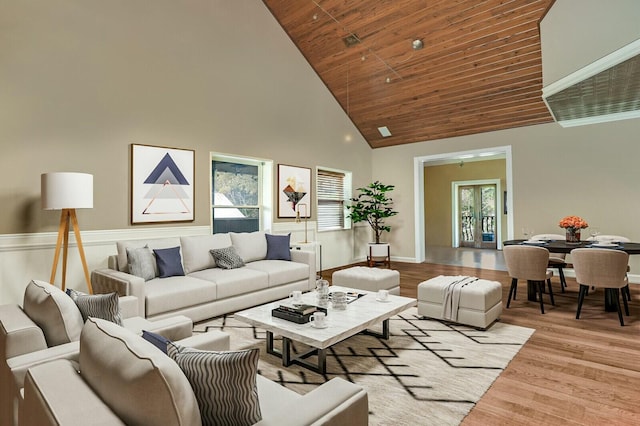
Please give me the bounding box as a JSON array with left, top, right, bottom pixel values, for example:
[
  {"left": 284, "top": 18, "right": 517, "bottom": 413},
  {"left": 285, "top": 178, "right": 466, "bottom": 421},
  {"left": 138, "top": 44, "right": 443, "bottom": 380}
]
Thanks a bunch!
[
  {"left": 417, "top": 275, "right": 502, "bottom": 329},
  {"left": 332, "top": 266, "right": 400, "bottom": 295}
]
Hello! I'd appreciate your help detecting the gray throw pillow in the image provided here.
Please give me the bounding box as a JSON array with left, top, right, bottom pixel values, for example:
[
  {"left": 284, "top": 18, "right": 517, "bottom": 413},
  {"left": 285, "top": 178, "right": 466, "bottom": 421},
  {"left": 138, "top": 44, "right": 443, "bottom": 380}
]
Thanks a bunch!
[
  {"left": 167, "top": 344, "right": 262, "bottom": 426},
  {"left": 67, "top": 289, "right": 123, "bottom": 326},
  {"left": 126, "top": 245, "right": 157, "bottom": 281},
  {"left": 265, "top": 233, "right": 291, "bottom": 261},
  {"left": 210, "top": 246, "right": 245, "bottom": 269}
]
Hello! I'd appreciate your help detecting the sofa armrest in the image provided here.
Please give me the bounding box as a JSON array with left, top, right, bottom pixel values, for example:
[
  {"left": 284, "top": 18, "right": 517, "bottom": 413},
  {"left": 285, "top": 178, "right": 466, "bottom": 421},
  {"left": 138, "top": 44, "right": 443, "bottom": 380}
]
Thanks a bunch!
[
  {"left": 0, "top": 304, "right": 48, "bottom": 359},
  {"left": 256, "top": 377, "right": 368, "bottom": 426},
  {"left": 290, "top": 249, "right": 316, "bottom": 290},
  {"left": 91, "top": 268, "right": 146, "bottom": 318},
  {"left": 8, "top": 341, "right": 80, "bottom": 389},
  {"left": 21, "top": 359, "right": 125, "bottom": 426},
  {"left": 118, "top": 296, "right": 140, "bottom": 319},
  {"left": 175, "top": 331, "right": 231, "bottom": 351}
]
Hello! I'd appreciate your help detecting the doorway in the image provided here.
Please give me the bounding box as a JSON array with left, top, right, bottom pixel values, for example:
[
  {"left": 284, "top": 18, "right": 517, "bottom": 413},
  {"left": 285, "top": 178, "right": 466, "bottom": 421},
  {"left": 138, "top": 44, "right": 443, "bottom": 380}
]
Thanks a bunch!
[
  {"left": 457, "top": 183, "right": 497, "bottom": 249},
  {"left": 413, "top": 146, "right": 513, "bottom": 263}
]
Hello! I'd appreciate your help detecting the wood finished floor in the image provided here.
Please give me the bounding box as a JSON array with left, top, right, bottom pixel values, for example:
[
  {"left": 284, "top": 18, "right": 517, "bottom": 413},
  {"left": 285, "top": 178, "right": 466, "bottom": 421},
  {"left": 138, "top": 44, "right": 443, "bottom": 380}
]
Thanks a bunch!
[{"left": 324, "top": 261, "right": 640, "bottom": 425}]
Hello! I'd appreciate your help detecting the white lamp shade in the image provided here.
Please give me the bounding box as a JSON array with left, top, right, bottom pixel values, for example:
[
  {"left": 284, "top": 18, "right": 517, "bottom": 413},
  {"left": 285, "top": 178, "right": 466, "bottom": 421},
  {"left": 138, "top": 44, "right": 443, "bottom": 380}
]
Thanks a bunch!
[{"left": 41, "top": 172, "right": 94, "bottom": 210}]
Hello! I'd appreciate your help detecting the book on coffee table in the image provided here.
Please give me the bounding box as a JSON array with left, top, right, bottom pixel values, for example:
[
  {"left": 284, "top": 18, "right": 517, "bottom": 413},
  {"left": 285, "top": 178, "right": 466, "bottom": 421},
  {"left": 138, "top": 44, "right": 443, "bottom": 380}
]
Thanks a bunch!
[
  {"left": 272, "top": 306, "right": 327, "bottom": 324},
  {"left": 278, "top": 304, "right": 318, "bottom": 315}
]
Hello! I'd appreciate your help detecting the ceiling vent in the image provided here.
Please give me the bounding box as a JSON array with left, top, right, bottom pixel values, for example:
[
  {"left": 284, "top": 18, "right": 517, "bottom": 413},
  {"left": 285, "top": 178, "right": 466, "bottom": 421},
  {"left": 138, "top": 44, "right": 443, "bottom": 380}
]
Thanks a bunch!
[
  {"left": 542, "top": 39, "right": 640, "bottom": 127},
  {"left": 342, "top": 34, "right": 361, "bottom": 47}
]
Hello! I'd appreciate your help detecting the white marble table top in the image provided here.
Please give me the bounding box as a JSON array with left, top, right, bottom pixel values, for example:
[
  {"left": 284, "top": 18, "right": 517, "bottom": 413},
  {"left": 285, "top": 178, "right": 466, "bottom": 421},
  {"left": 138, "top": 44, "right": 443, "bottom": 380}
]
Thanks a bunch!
[{"left": 234, "top": 286, "right": 417, "bottom": 349}]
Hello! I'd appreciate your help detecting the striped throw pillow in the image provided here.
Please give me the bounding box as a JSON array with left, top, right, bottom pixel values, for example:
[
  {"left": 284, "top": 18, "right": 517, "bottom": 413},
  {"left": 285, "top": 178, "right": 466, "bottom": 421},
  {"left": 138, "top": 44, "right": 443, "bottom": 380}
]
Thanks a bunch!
[
  {"left": 67, "top": 289, "right": 123, "bottom": 326},
  {"left": 167, "top": 344, "right": 262, "bottom": 426}
]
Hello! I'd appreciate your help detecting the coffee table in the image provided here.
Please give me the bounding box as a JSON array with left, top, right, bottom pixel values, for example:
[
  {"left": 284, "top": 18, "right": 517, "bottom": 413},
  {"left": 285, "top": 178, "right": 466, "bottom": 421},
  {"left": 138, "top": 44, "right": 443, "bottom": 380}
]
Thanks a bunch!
[{"left": 234, "top": 286, "right": 416, "bottom": 374}]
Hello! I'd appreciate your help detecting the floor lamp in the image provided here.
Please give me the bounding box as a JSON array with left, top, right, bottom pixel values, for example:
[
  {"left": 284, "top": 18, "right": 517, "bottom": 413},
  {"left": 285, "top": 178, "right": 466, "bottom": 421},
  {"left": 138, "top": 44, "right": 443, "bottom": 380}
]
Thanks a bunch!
[{"left": 41, "top": 172, "right": 94, "bottom": 293}]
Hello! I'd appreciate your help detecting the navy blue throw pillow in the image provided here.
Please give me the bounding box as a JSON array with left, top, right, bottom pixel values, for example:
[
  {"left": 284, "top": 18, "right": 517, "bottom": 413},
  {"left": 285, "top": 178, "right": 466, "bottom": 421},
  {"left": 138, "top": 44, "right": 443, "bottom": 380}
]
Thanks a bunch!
[
  {"left": 153, "top": 247, "right": 185, "bottom": 278},
  {"left": 142, "top": 330, "right": 171, "bottom": 354},
  {"left": 265, "top": 233, "right": 291, "bottom": 261}
]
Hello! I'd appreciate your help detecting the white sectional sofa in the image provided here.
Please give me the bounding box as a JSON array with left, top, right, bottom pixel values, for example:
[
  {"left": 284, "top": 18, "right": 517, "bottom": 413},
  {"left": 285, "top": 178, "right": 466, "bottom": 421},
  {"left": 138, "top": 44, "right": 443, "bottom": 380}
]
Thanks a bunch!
[{"left": 91, "top": 231, "right": 316, "bottom": 322}]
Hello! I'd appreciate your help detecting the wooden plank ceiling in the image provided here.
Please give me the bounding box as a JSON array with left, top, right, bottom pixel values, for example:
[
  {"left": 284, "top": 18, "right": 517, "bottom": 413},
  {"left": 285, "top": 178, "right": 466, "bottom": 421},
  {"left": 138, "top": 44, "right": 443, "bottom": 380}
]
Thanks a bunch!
[{"left": 263, "top": 0, "right": 556, "bottom": 148}]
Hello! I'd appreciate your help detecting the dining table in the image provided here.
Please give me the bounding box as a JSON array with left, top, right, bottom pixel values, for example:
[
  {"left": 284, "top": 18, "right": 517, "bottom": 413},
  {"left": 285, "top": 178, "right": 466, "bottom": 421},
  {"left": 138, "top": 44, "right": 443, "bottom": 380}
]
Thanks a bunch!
[{"left": 503, "top": 239, "right": 639, "bottom": 311}]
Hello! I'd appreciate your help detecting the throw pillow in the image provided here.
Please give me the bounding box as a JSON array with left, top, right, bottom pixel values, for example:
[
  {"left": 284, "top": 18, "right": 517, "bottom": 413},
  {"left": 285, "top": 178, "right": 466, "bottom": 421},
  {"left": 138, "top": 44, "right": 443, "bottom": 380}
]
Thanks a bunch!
[
  {"left": 126, "top": 245, "right": 156, "bottom": 281},
  {"left": 142, "top": 330, "right": 171, "bottom": 354},
  {"left": 66, "top": 289, "right": 123, "bottom": 326},
  {"left": 210, "top": 246, "right": 245, "bottom": 270},
  {"left": 153, "top": 246, "right": 185, "bottom": 278},
  {"left": 167, "top": 344, "right": 262, "bottom": 426},
  {"left": 23, "top": 280, "right": 84, "bottom": 346},
  {"left": 265, "top": 233, "right": 291, "bottom": 261}
]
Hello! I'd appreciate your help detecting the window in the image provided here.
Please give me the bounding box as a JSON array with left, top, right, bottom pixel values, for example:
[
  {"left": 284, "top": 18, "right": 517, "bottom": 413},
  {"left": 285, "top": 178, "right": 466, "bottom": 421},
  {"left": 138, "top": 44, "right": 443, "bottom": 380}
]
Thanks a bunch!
[
  {"left": 211, "top": 154, "right": 272, "bottom": 234},
  {"left": 316, "top": 168, "right": 351, "bottom": 231}
]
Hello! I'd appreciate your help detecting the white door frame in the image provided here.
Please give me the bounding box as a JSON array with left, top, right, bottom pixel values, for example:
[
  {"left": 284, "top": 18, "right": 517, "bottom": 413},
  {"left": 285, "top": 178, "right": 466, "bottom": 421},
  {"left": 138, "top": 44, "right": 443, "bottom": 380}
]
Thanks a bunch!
[
  {"left": 452, "top": 179, "right": 501, "bottom": 248},
  {"left": 413, "top": 145, "right": 513, "bottom": 263}
]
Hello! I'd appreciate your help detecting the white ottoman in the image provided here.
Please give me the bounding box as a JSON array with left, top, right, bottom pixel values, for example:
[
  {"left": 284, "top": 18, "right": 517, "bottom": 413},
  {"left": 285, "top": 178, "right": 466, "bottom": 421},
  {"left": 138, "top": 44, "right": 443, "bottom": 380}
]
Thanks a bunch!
[
  {"left": 332, "top": 266, "right": 400, "bottom": 295},
  {"left": 417, "top": 275, "right": 502, "bottom": 329}
]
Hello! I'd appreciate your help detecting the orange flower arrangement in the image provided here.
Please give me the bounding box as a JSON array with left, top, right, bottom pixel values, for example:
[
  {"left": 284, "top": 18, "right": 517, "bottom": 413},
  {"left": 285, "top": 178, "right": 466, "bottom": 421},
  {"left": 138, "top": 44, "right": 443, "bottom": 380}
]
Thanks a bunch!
[{"left": 558, "top": 215, "right": 589, "bottom": 230}]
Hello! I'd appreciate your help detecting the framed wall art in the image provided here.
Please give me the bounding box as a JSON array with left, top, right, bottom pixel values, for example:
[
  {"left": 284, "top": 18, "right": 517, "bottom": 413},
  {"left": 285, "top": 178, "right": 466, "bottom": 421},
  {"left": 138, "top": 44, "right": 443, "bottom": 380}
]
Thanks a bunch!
[
  {"left": 277, "top": 164, "right": 311, "bottom": 218},
  {"left": 131, "top": 144, "right": 195, "bottom": 224}
]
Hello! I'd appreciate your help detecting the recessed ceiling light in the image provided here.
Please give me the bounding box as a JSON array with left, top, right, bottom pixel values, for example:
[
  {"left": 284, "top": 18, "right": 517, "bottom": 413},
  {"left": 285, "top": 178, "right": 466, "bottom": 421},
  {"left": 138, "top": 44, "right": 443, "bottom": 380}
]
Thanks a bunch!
[
  {"left": 412, "top": 39, "right": 424, "bottom": 50},
  {"left": 378, "top": 126, "right": 392, "bottom": 137}
]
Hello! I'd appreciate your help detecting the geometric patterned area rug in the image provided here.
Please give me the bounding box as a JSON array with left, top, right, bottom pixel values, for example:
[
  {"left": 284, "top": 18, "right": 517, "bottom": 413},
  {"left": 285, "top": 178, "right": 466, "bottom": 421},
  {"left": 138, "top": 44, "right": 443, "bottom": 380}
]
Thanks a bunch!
[{"left": 194, "top": 307, "right": 535, "bottom": 426}]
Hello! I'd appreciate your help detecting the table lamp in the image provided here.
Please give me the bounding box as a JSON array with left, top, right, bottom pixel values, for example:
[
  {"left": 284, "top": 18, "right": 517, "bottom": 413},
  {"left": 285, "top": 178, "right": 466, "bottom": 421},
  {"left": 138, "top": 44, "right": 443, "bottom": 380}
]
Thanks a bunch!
[{"left": 41, "top": 172, "right": 94, "bottom": 293}]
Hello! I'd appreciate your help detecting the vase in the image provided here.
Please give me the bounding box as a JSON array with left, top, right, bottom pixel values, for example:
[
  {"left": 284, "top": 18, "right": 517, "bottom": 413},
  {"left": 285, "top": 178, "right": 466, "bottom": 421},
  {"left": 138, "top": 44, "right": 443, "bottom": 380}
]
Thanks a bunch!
[{"left": 565, "top": 228, "right": 581, "bottom": 242}]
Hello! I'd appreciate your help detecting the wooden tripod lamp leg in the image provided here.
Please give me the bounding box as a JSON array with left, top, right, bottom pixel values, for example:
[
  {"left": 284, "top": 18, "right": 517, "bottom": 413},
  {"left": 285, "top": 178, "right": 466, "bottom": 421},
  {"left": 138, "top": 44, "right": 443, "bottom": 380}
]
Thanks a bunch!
[
  {"left": 49, "top": 209, "right": 93, "bottom": 294},
  {"left": 70, "top": 209, "right": 93, "bottom": 294},
  {"left": 50, "top": 210, "right": 69, "bottom": 285}
]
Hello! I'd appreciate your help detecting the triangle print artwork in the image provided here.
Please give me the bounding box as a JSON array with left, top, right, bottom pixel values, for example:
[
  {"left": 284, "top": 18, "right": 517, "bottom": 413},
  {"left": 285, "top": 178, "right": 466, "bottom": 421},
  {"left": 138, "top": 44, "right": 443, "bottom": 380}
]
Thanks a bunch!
[{"left": 142, "top": 153, "right": 191, "bottom": 215}]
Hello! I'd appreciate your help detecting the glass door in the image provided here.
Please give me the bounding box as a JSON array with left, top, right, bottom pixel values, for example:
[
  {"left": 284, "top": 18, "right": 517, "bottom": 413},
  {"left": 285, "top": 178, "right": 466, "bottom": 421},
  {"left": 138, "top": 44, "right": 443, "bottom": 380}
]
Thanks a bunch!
[{"left": 458, "top": 184, "right": 497, "bottom": 249}]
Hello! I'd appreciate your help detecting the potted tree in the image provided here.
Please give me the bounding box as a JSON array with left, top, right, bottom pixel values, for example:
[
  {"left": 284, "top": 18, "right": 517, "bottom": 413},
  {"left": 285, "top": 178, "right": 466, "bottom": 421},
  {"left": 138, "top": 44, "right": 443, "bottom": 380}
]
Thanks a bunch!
[{"left": 347, "top": 181, "right": 398, "bottom": 267}]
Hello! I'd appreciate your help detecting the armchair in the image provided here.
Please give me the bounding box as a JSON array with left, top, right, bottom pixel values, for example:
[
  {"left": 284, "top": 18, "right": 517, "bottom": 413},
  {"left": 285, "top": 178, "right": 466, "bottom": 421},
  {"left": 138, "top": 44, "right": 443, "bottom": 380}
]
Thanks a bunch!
[
  {"left": 1, "top": 280, "right": 227, "bottom": 426},
  {"left": 20, "top": 318, "right": 369, "bottom": 425}
]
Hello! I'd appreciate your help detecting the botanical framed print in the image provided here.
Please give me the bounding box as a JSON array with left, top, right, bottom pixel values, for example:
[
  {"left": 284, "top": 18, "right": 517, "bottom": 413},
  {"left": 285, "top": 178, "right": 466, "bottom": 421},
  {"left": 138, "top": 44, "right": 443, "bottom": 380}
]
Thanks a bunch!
[
  {"left": 278, "top": 164, "right": 311, "bottom": 218},
  {"left": 131, "top": 144, "right": 195, "bottom": 224}
]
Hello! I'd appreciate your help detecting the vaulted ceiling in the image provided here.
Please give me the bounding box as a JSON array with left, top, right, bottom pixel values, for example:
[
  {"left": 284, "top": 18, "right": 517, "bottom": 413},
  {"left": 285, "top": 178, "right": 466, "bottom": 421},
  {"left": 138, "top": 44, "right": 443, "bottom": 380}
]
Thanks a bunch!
[{"left": 263, "top": 0, "right": 556, "bottom": 148}]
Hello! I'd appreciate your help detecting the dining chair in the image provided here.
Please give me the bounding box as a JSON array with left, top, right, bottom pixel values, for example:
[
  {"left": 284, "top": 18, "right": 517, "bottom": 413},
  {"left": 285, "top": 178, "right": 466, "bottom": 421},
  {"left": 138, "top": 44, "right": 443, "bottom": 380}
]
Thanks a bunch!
[
  {"left": 586, "top": 235, "right": 631, "bottom": 243},
  {"left": 503, "top": 245, "right": 555, "bottom": 314},
  {"left": 571, "top": 248, "right": 630, "bottom": 326},
  {"left": 532, "top": 233, "right": 568, "bottom": 292},
  {"left": 584, "top": 235, "right": 632, "bottom": 302}
]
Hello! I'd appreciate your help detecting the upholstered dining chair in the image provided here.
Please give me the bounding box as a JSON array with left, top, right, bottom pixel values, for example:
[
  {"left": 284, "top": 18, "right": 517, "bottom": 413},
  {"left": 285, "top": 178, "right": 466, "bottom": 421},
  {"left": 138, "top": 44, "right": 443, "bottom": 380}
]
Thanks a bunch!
[
  {"left": 503, "top": 245, "right": 555, "bottom": 314},
  {"left": 584, "top": 235, "right": 632, "bottom": 302},
  {"left": 586, "top": 234, "right": 631, "bottom": 243},
  {"left": 532, "top": 233, "right": 568, "bottom": 292},
  {"left": 571, "top": 248, "right": 630, "bottom": 326}
]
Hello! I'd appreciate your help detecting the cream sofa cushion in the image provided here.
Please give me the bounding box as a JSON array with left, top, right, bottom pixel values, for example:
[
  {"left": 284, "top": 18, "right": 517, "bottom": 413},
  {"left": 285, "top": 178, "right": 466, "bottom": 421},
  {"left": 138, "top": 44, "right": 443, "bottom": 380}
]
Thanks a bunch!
[
  {"left": 230, "top": 231, "right": 267, "bottom": 263},
  {"left": 180, "top": 234, "right": 232, "bottom": 274},
  {"left": 80, "top": 318, "right": 201, "bottom": 426},
  {"left": 245, "top": 260, "right": 309, "bottom": 288},
  {"left": 144, "top": 276, "right": 217, "bottom": 317},
  {"left": 22, "top": 280, "right": 84, "bottom": 347}
]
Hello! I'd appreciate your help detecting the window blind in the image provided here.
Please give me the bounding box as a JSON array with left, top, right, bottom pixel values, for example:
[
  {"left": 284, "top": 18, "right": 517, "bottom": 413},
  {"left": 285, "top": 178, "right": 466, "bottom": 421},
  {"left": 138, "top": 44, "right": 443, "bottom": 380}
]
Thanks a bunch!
[{"left": 317, "top": 170, "right": 345, "bottom": 231}]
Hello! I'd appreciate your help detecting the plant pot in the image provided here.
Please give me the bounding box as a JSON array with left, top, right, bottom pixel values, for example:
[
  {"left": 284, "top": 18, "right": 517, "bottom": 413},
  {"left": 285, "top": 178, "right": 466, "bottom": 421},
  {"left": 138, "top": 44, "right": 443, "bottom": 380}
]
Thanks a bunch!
[{"left": 367, "top": 243, "right": 390, "bottom": 267}]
